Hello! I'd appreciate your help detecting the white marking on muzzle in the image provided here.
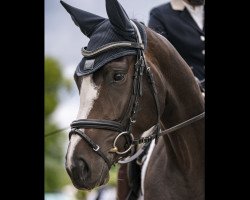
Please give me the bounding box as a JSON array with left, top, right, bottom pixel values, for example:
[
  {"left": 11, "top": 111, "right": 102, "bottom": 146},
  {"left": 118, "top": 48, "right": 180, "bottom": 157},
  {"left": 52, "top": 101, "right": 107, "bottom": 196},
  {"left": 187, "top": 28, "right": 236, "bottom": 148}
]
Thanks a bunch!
[{"left": 66, "top": 75, "right": 100, "bottom": 168}]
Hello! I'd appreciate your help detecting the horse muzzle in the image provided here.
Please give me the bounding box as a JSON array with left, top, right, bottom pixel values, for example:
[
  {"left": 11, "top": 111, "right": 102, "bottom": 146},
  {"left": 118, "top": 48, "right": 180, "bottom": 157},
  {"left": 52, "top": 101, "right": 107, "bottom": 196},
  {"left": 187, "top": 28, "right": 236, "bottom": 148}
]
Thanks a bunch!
[{"left": 65, "top": 157, "right": 91, "bottom": 189}]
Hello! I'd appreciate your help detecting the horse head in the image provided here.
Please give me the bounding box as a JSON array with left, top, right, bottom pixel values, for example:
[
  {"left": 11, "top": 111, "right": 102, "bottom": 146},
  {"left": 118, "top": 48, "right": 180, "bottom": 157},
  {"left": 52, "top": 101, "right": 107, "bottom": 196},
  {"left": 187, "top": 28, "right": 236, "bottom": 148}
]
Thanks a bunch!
[{"left": 61, "top": 0, "right": 165, "bottom": 190}]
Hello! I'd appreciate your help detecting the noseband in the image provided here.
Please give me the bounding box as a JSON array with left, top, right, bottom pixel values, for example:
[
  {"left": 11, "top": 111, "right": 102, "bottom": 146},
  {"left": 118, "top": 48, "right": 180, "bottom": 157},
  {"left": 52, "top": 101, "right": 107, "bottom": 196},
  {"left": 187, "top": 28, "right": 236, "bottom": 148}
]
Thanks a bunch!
[{"left": 69, "top": 21, "right": 205, "bottom": 169}]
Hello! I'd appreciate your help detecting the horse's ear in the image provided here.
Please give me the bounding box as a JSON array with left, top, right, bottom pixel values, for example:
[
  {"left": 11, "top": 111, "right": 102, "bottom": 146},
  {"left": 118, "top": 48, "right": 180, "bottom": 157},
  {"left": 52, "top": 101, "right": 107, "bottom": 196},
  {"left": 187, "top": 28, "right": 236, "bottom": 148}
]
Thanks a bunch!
[
  {"left": 105, "top": 0, "right": 134, "bottom": 37},
  {"left": 60, "top": 1, "right": 106, "bottom": 37}
]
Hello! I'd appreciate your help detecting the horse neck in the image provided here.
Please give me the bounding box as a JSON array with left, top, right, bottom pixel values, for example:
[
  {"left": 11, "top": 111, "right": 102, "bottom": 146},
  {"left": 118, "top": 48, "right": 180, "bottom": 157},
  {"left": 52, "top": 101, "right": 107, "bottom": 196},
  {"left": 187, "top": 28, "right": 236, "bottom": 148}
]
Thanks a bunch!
[
  {"left": 146, "top": 29, "right": 205, "bottom": 177},
  {"left": 161, "top": 62, "right": 204, "bottom": 175},
  {"left": 161, "top": 91, "right": 204, "bottom": 176}
]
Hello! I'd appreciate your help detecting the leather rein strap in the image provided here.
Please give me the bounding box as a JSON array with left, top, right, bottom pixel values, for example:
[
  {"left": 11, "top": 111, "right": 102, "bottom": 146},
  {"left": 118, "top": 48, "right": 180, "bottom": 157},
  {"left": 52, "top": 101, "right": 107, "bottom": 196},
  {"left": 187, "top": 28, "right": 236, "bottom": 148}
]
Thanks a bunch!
[
  {"left": 119, "top": 112, "right": 205, "bottom": 164},
  {"left": 133, "top": 112, "right": 205, "bottom": 145}
]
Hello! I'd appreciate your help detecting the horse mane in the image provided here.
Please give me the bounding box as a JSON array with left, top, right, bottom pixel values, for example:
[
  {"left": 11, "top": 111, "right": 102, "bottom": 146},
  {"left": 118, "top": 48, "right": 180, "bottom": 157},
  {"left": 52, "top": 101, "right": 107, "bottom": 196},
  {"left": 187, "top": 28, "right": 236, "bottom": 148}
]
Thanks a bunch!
[
  {"left": 145, "top": 26, "right": 204, "bottom": 120},
  {"left": 144, "top": 25, "right": 205, "bottom": 173}
]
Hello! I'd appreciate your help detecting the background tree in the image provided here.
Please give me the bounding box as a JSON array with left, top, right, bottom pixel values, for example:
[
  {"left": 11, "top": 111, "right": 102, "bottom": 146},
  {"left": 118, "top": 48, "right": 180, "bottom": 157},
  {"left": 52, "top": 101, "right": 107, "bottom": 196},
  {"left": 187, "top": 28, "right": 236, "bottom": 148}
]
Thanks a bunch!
[{"left": 45, "top": 56, "right": 72, "bottom": 192}]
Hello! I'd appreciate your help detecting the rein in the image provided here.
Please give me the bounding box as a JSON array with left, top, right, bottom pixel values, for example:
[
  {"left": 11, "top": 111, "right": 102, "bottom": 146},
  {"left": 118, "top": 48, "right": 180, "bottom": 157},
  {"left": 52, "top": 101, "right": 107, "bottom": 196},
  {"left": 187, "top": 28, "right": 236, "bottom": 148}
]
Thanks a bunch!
[
  {"left": 69, "top": 21, "right": 205, "bottom": 168},
  {"left": 118, "top": 112, "right": 205, "bottom": 164}
]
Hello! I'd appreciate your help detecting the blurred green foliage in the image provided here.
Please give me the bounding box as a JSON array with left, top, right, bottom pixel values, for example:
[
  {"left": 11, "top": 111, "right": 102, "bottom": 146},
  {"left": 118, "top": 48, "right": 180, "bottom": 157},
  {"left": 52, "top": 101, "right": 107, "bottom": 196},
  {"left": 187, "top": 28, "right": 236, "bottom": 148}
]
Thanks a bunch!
[
  {"left": 109, "top": 165, "right": 119, "bottom": 187},
  {"left": 45, "top": 56, "right": 72, "bottom": 192}
]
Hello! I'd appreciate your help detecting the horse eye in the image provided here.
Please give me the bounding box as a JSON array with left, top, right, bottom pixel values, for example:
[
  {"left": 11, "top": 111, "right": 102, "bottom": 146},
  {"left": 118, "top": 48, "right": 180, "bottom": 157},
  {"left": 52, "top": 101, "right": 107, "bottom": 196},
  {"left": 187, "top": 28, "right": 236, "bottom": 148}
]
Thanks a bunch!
[{"left": 113, "top": 73, "right": 125, "bottom": 82}]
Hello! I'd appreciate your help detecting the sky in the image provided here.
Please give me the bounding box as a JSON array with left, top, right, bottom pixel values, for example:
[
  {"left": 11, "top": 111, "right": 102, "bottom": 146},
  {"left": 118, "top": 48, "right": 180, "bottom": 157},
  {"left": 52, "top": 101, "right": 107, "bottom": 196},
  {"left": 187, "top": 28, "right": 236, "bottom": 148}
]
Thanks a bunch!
[{"left": 45, "top": 0, "right": 169, "bottom": 129}]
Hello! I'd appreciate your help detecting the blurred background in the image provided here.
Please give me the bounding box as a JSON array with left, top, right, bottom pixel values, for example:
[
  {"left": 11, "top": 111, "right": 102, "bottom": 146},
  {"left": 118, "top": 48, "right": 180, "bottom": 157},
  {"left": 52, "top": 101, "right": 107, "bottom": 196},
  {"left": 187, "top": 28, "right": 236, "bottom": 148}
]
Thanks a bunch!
[{"left": 45, "top": 0, "right": 169, "bottom": 199}]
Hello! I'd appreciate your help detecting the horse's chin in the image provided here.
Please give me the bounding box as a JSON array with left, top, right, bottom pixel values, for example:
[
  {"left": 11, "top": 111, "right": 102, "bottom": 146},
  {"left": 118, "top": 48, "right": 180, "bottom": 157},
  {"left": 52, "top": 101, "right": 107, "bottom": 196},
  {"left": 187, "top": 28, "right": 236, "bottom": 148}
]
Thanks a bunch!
[
  {"left": 71, "top": 167, "right": 110, "bottom": 190},
  {"left": 72, "top": 176, "right": 110, "bottom": 190}
]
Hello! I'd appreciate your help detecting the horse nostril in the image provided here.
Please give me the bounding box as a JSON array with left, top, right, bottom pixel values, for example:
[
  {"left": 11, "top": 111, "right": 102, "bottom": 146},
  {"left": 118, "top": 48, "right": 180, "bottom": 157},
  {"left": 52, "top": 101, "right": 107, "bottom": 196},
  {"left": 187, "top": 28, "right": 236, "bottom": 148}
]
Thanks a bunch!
[
  {"left": 78, "top": 158, "right": 89, "bottom": 174},
  {"left": 65, "top": 158, "right": 90, "bottom": 182},
  {"left": 72, "top": 158, "right": 89, "bottom": 182}
]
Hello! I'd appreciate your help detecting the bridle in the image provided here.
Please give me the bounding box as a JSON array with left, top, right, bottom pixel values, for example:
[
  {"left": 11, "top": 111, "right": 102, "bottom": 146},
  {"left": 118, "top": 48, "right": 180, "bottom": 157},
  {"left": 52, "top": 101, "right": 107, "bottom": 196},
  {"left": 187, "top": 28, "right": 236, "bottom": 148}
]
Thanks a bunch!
[{"left": 69, "top": 21, "right": 205, "bottom": 169}]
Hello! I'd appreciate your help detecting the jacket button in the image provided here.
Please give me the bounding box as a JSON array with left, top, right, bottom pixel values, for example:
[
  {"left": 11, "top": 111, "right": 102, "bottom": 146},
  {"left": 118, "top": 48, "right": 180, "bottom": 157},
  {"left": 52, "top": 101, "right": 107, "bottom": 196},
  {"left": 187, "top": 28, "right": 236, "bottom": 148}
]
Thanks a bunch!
[
  {"left": 202, "top": 50, "right": 205, "bottom": 55},
  {"left": 200, "top": 36, "right": 205, "bottom": 41}
]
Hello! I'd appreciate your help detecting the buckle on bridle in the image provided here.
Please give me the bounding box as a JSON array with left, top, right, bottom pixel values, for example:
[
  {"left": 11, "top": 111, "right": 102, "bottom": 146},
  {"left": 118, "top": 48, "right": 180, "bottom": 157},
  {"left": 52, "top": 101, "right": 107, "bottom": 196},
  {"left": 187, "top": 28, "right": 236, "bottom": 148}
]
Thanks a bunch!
[
  {"left": 130, "top": 117, "right": 136, "bottom": 123},
  {"left": 93, "top": 145, "right": 100, "bottom": 151}
]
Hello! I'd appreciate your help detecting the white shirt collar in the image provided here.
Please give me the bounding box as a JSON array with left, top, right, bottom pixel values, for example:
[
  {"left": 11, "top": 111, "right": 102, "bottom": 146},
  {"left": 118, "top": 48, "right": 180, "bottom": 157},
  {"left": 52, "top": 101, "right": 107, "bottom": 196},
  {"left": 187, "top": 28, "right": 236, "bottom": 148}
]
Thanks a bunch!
[
  {"left": 170, "top": 0, "right": 204, "bottom": 11},
  {"left": 171, "top": 0, "right": 204, "bottom": 30},
  {"left": 170, "top": 0, "right": 185, "bottom": 11},
  {"left": 182, "top": 1, "right": 204, "bottom": 13}
]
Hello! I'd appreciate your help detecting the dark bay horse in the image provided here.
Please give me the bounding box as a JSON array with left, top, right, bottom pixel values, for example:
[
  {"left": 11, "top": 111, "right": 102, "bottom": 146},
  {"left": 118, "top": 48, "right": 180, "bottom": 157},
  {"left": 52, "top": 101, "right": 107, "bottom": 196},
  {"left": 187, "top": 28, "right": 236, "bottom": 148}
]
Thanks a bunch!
[{"left": 61, "top": 0, "right": 204, "bottom": 199}]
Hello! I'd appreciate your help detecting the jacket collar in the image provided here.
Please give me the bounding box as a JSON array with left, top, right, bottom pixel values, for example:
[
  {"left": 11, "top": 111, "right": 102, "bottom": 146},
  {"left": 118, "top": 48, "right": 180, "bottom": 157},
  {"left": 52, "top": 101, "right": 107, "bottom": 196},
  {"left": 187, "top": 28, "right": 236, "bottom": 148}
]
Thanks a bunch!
[{"left": 171, "top": 0, "right": 205, "bottom": 34}]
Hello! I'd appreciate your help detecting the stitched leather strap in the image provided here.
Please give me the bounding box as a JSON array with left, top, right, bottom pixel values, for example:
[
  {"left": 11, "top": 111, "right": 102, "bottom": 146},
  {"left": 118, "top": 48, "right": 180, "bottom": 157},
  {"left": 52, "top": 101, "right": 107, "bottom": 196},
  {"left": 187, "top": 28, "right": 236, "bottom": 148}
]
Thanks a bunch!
[
  {"left": 71, "top": 119, "right": 125, "bottom": 132},
  {"left": 81, "top": 41, "right": 144, "bottom": 58}
]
